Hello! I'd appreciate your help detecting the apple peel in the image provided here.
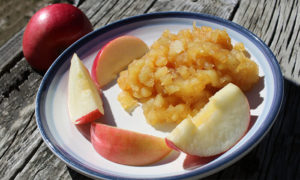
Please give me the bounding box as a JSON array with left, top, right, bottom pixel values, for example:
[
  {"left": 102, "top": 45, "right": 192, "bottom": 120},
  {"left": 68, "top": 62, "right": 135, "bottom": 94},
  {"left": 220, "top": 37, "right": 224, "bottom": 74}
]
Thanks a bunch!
[
  {"left": 91, "top": 123, "right": 172, "bottom": 166},
  {"left": 91, "top": 35, "right": 149, "bottom": 88}
]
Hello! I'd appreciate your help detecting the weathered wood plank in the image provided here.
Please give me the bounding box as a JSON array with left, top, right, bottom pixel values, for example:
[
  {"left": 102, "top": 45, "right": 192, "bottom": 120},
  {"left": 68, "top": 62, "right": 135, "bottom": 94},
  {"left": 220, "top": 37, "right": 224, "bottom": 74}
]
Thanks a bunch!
[
  {"left": 14, "top": 143, "right": 70, "bottom": 180},
  {"left": 147, "top": 0, "right": 238, "bottom": 20},
  {"left": 0, "top": 58, "right": 74, "bottom": 180},
  {"left": 88, "top": 0, "right": 157, "bottom": 28},
  {"left": 0, "top": 0, "right": 299, "bottom": 179},
  {"left": 0, "top": 58, "right": 32, "bottom": 103},
  {"left": 0, "top": 29, "right": 24, "bottom": 77},
  {"left": 232, "top": 0, "right": 300, "bottom": 83},
  {"left": 0, "top": 60, "right": 43, "bottom": 180}
]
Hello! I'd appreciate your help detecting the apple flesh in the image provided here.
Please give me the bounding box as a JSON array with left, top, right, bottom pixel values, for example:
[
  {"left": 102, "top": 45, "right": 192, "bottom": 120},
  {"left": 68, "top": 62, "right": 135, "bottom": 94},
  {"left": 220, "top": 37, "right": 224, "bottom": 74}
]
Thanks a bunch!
[
  {"left": 23, "top": 3, "right": 93, "bottom": 71},
  {"left": 91, "top": 123, "right": 172, "bottom": 166},
  {"left": 91, "top": 36, "right": 149, "bottom": 88},
  {"left": 68, "top": 54, "right": 104, "bottom": 124},
  {"left": 166, "top": 83, "right": 250, "bottom": 157}
]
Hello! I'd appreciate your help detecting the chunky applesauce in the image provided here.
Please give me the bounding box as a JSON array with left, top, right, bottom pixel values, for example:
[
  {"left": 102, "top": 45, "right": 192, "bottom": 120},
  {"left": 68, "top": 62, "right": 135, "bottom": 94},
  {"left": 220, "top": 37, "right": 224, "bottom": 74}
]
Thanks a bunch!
[{"left": 117, "top": 25, "right": 259, "bottom": 125}]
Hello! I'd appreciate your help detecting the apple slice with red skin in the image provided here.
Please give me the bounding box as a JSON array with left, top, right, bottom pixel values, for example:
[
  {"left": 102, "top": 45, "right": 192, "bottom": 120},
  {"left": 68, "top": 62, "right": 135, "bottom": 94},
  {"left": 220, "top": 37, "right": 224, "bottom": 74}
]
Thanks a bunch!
[
  {"left": 68, "top": 54, "right": 104, "bottom": 124},
  {"left": 91, "top": 123, "right": 172, "bottom": 166},
  {"left": 91, "top": 36, "right": 149, "bottom": 88},
  {"left": 166, "top": 83, "right": 250, "bottom": 157}
]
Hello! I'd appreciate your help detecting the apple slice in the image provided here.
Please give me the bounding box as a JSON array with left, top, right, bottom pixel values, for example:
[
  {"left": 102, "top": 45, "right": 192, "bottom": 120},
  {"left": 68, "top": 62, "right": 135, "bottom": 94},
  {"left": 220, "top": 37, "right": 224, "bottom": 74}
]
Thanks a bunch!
[
  {"left": 68, "top": 54, "right": 104, "bottom": 124},
  {"left": 91, "top": 123, "right": 172, "bottom": 166},
  {"left": 91, "top": 36, "right": 149, "bottom": 88},
  {"left": 166, "top": 83, "right": 250, "bottom": 157}
]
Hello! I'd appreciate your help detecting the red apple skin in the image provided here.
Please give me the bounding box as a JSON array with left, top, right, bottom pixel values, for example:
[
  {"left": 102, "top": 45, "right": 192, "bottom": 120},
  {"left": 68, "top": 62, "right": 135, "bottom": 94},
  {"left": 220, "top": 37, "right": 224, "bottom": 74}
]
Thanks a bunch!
[
  {"left": 183, "top": 155, "right": 219, "bottom": 170},
  {"left": 91, "top": 47, "right": 104, "bottom": 88},
  {"left": 91, "top": 36, "right": 148, "bottom": 88},
  {"left": 90, "top": 123, "right": 172, "bottom": 166},
  {"left": 23, "top": 4, "right": 93, "bottom": 71},
  {"left": 165, "top": 138, "right": 182, "bottom": 152},
  {"left": 76, "top": 123, "right": 91, "bottom": 141},
  {"left": 91, "top": 36, "right": 130, "bottom": 88},
  {"left": 74, "top": 109, "right": 103, "bottom": 125}
]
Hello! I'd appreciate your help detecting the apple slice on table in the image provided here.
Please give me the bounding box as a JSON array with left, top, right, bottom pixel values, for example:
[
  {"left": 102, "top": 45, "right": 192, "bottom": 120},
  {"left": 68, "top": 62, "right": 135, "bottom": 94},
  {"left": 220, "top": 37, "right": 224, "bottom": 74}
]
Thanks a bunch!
[
  {"left": 68, "top": 54, "right": 104, "bottom": 124},
  {"left": 91, "top": 36, "right": 149, "bottom": 88},
  {"left": 166, "top": 83, "right": 250, "bottom": 157},
  {"left": 91, "top": 123, "right": 172, "bottom": 166}
]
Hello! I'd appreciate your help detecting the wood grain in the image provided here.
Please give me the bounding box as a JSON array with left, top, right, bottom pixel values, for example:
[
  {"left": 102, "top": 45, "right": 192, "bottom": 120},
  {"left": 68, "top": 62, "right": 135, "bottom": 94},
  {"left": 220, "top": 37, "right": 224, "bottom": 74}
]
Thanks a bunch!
[
  {"left": 0, "top": 0, "right": 299, "bottom": 179},
  {"left": 233, "top": 0, "right": 300, "bottom": 83}
]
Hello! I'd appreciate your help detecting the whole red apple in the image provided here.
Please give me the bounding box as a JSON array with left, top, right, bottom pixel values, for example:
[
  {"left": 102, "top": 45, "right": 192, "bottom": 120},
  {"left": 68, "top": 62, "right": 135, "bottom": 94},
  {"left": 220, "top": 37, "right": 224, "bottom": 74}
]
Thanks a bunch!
[{"left": 23, "top": 3, "right": 93, "bottom": 71}]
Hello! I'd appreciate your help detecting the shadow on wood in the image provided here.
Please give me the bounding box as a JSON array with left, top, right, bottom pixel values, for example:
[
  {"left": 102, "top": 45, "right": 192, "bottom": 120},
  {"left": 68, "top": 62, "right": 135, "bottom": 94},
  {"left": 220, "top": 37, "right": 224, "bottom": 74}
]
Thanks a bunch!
[{"left": 67, "top": 167, "right": 93, "bottom": 180}]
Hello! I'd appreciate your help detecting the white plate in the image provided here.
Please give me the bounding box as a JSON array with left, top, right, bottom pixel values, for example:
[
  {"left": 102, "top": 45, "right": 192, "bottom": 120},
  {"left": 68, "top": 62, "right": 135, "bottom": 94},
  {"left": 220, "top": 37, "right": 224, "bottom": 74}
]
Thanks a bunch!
[{"left": 36, "top": 12, "right": 283, "bottom": 179}]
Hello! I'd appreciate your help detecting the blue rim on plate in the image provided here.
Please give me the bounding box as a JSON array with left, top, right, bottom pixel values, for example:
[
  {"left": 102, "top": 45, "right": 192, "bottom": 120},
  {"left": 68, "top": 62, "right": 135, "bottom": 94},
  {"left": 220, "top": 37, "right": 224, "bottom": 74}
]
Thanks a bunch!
[{"left": 35, "top": 12, "right": 284, "bottom": 179}]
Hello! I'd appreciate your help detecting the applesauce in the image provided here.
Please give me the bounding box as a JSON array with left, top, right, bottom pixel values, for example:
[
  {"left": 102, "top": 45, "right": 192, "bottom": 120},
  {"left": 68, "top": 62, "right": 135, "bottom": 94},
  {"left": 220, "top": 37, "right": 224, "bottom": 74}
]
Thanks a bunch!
[{"left": 117, "top": 25, "right": 259, "bottom": 125}]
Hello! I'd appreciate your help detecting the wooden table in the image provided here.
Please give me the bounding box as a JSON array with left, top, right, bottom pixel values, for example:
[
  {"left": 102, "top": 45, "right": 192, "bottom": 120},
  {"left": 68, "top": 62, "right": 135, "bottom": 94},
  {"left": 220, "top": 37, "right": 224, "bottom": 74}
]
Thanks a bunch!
[{"left": 0, "top": 0, "right": 299, "bottom": 179}]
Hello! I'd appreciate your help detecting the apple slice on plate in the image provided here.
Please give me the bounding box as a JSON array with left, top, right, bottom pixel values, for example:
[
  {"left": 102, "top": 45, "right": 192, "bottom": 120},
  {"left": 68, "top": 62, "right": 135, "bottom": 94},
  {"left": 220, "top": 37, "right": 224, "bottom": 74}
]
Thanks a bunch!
[
  {"left": 166, "top": 83, "right": 250, "bottom": 157},
  {"left": 68, "top": 54, "right": 104, "bottom": 124},
  {"left": 91, "top": 123, "right": 172, "bottom": 166},
  {"left": 91, "top": 36, "right": 149, "bottom": 88}
]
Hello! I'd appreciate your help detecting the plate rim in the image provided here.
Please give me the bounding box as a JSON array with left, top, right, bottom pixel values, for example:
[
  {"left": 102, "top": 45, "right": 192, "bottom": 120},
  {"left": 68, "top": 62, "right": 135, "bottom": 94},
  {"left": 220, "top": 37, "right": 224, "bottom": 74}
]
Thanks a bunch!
[{"left": 35, "top": 11, "right": 284, "bottom": 179}]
